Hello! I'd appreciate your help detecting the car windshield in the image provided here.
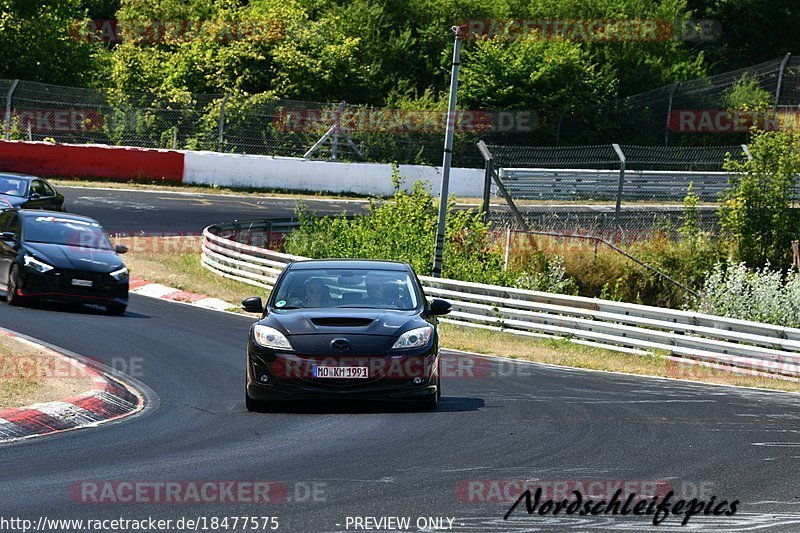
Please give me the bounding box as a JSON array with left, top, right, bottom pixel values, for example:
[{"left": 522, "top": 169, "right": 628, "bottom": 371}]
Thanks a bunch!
[
  {"left": 0, "top": 177, "right": 28, "bottom": 198},
  {"left": 22, "top": 215, "right": 113, "bottom": 250},
  {"left": 272, "top": 267, "right": 420, "bottom": 310}
]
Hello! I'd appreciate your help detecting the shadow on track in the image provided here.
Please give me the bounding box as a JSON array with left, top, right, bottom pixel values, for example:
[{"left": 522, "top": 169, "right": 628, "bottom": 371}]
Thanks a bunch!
[
  {"left": 0, "top": 296, "right": 149, "bottom": 318},
  {"left": 244, "top": 396, "right": 484, "bottom": 414}
]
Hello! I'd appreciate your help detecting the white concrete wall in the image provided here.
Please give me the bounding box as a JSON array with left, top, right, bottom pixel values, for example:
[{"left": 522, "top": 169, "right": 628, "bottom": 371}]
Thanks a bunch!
[{"left": 182, "top": 150, "right": 485, "bottom": 197}]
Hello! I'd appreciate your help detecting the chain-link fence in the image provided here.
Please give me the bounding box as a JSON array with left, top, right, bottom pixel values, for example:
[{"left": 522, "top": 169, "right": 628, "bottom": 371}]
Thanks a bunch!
[
  {"left": 3, "top": 54, "right": 800, "bottom": 168},
  {"left": 483, "top": 143, "right": 749, "bottom": 238},
  {"left": 556, "top": 54, "right": 800, "bottom": 146},
  {"left": 2, "top": 80, "right": 539, "bottom": 168}
]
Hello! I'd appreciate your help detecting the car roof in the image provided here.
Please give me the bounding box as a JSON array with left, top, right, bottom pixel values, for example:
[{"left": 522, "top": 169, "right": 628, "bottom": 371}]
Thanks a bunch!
[
  {"left": 288, "top": 259, "right": 409, "bottom": 271},
  {"left": 0, "top": 173, "right": 42, "bottom": 182},
  {"left": 15, "top": 209, "right": 99, "bottom": 224}
]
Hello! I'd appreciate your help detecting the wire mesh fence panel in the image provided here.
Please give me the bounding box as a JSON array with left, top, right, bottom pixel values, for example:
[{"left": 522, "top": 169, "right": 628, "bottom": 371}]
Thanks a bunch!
[
  {"left": 556, "top": 56, "right": 796, "bottom": 146},
  {"left": 0, "top": 81, "right": 528, "bottom": 167}
]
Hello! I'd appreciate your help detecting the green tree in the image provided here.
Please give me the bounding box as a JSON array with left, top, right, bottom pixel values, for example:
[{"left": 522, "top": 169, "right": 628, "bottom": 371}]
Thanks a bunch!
[
  {"left": 719, "top": 131, "right": 800, "bottom": 268},
  {"left": 0, "top": 0, "right": 105, "bottom": 85}
]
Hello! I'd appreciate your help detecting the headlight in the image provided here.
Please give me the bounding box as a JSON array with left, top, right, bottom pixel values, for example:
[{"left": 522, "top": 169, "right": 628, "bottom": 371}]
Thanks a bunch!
[
  {"left": 391, "top": 326, "right": 433, "bottom": 350},
  {"left": 253, "top": 325, "right": 293, "bottom": 350},
  {"left": 23, "top": 254, "right": 53, "bottom": 273},
  {"left": 110, "top": 266, "right": 128, "bottom": 280}
]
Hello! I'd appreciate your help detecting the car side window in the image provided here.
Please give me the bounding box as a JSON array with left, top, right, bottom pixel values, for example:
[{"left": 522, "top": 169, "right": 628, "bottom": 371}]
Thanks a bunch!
[
  {"left": 30, "top": 180, "right": 47, "bottom": 197},
  {"left": 6, "top": 214, "right": 20, "bottom": 238},
  {"left": 41, "top": 181, "right": 56, "bottom": 196}
]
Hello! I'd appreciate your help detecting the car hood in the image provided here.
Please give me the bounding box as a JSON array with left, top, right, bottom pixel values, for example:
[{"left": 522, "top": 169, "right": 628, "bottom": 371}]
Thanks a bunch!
[
  {"left": 23, "top": 242, "right": 123, "bottom": 272},
  {"left": 263, "top": 308, "right": 424, "bottom": 337},
  {"left": 0, "top": 194, "right": 25, "bottom": 208}
]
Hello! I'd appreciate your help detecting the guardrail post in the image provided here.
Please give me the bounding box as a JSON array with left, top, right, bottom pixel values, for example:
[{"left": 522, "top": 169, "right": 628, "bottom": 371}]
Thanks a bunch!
[
  {"left": 611, "top": 143, "right": 626, "bottom": 242},
  {"left": 4, "top": 79, "right": 19, "bottom": 141}
]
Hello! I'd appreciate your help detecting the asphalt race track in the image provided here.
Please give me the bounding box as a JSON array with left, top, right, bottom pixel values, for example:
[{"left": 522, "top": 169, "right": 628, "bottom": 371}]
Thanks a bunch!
[
  {"left": 61, "top": 186, "right": 371, "bottom": 234},
  {"left": 0, "top": 186, "right": 799, "bottom": 531}
]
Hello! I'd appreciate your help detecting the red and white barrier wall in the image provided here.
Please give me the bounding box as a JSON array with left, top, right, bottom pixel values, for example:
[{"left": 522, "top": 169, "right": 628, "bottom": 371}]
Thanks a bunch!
[{"left": 0, "top": 140, "right": 485, "bottom": 197}]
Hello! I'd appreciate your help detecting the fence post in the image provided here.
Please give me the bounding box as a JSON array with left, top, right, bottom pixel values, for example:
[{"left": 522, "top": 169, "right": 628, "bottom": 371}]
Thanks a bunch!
[
  {"left": 3, "top": 79, "right": 19, "bottom": 141},
  {"left": 218, "top": 92, "right": 230, "bottom": 151},
  {"left": 478, "top": 143, "right": 494, "bottom": 223},
  {"left": 741, "top": 144, "right": 752, "bottom": 161},
  {"left": 611, "top": 143, "right": 626, "bottom": 241},
  {"left": 664, "top": 82, "right": 678, "bottom": 146},
  {"left": 775, "top": 53, "right": 791, "bottom": 108}
]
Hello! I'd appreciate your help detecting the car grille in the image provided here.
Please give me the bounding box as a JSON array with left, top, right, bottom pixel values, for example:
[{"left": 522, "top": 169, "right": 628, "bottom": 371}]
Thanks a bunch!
[{"left": 53, "top": 270, "right": 115, "bottom": 291}]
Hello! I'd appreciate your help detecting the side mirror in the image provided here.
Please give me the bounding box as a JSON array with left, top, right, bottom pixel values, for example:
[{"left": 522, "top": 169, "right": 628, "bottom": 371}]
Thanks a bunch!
[
  {"left": 242, "top": 296, "right": 264, "bottom": 313},
  {"left": 29, "top": 192, "right": 40, "bottom": 200},
  {"left": 0, "top": 231, "right": 15, "bottom": 242},
  {"left": 114, "top": 244, "right": 128, "bottom": 254},
  {"left": 428, "top": 298, "right": 452, "bottom": 316}
]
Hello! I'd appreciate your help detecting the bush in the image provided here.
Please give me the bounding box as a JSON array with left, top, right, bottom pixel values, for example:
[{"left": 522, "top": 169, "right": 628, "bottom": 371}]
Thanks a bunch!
[
  {"left": 720, "top": 130, "right": 800, "bottom": 268},
  {"left": 699, "top": 260, "right": 800, "bottom": 327},
  {"left": 283, "top": 174, "right": 511, "bottom": 285}
]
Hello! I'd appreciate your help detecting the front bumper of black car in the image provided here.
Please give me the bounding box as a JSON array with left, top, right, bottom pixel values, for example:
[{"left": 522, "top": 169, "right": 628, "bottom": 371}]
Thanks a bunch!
[
  {"left": 16, "top": 266, "right": 128, "bottom": 305},
  {"left": 246, "top": 342, "right": 439, "bottom": 402}
]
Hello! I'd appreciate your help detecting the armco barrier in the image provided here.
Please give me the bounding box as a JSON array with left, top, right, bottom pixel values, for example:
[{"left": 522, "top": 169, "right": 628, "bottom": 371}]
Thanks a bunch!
[
  {"left": 202, "top": 221, "right": 800, "bottom": 378},
  {"left": 0, "top": 140, "right": 184, "bottom": 182}
]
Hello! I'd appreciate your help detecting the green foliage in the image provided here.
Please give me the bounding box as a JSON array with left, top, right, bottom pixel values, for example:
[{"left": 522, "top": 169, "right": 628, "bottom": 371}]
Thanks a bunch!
[
  {"left": 699, "top": 260, "right": 800, "bottom": 327},
  {"left": 459, "top": 37, "right": 616, "bottom": 117},
  {"left": 0, "top": 0, "right": 106, "bottom": 85},
  {"left": 283, "top": 173, "right": 509, "bottom": 284},
  {"left": 513, "top": 255, "right": 579, "bottom": 295},
  {"left": 678, "top": 182, "right": 701, "bottom": 245},
  {"left": 721, "top": 73, "right": 773, "bottom": 112},
  {"left": 719, "top": 131, "right": 800, "bottom": 268}
]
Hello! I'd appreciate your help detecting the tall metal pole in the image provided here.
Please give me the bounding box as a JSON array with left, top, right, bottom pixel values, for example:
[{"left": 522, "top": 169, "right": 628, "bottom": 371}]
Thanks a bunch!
[{"left": 432, "top": 26, "right": 464, "bottom": 278}]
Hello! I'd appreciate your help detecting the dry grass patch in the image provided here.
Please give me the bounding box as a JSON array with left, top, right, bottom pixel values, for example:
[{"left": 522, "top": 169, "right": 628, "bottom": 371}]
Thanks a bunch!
[
  {"left": 440, "top": 323, "right": 800, "bottom": 393},
  {"left": 119, "top": 237, "right": 268, "bottom": 307},
  {"left": 0, "top": 333, "right": 95, "bottom": 409}
]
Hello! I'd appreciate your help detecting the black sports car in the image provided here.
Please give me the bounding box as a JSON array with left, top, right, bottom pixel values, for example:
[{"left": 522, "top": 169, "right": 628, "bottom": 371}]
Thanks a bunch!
[
  {"left": 0, "top": 173, "right": 65, "bottom": 211},
  {"left": 0, "top": 209, "right": 129, "bottom": 315},
  {"left": 243, "top": 259, "right": 451, "bottom": 410}
]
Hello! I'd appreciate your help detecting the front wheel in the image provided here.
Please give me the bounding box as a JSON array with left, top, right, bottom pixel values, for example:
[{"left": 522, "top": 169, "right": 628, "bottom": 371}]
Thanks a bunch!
[{"left": 6, "top": 265, "right": 24, "bottom": 307}]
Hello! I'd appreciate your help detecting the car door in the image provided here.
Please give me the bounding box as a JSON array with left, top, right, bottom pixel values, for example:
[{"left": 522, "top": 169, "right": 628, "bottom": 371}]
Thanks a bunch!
[
  {"left": 26, "top": 180, "right": 50, "bottom": 209},
  {"left": 0, "top": 212, "right": 19, "bottom": 286}
]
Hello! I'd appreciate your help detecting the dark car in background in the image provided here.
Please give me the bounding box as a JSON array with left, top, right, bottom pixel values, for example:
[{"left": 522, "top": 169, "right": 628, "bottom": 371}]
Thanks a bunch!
[
  {"left": 0, "top": 210, "right": 129, "bottom": 315},
  {"left": 0, "top": 173, "right": 65, "bottom": 211},
  {"left": 243, "top": 259, "right": 451, "bottom": 411}
]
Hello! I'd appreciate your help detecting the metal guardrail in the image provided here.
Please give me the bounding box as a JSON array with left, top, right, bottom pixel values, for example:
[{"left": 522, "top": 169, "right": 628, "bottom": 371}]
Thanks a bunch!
[
  {"left": 499, "top": 168, "right": 732, "bottom": 202},
  {"left": 202, "top": 221, "right": 800, "bottom": 379}
]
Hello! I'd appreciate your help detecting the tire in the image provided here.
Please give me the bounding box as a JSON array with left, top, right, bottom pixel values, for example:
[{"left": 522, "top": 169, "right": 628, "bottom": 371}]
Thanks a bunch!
[
  {"left": 105, "top": 303, "right": 127, "bottom": 316},
  {"left": 6, "top": 265, "right": 24, "bottom": 307}
]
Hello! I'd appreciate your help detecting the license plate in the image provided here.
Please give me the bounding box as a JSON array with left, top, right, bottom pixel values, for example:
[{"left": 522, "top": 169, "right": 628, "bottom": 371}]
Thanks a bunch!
[
  {"left": 71, "top": 279, "right": 93, "bottom": 287},
  {"left": 312, "top": 366, "right": 368, "bottom": 379}
]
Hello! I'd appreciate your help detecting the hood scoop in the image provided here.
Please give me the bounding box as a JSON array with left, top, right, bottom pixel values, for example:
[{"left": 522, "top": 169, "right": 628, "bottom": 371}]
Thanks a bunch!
[{"left": 310, "top": 317, "right": 375, "bottom": 327}]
